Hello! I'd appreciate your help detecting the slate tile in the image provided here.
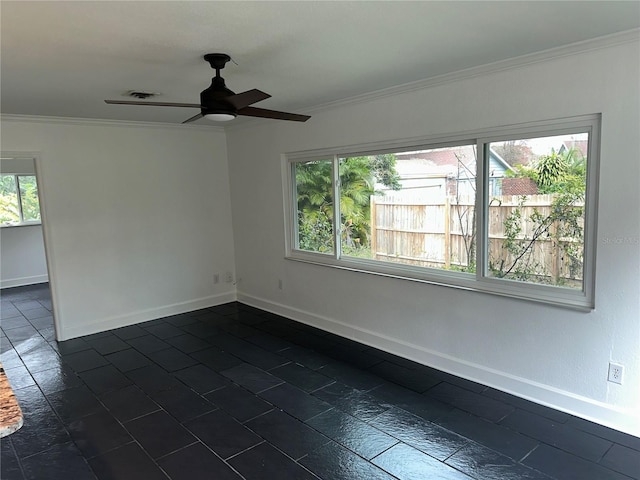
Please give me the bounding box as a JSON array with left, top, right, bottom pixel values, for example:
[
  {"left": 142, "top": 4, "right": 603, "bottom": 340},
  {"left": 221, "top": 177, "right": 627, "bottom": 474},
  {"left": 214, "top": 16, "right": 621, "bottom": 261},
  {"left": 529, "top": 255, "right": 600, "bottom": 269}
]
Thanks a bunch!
[
  {"left": 373, "top": 442, "right": 473, "bottom": 479},
  {"left": 306, "top": 408, "right": 397, "bottom": 460},
  {"left": 164, "top": 333, "right": 211, "bottom": 353},
  {"left": 1, "top": 315, "right": 31, "bottom": 330},
  {"left": 21, "top": 441, "right": 97, "bottom": 480},
  {"left": 163, "top": 313, "right": 201, "bottom": 327},
  {"left": 0, "top": 437, "right": 24, "bottom": 480},
  {"left": 19, "top": 344, "right": 62, "bottom": 374},
  {"left": 524, "top": 444, "right": 631, "bottom": 480},
  {"left": 270, "top": 362, "right": 334, "bottom": 392},
  {"left": 426, "top": 382, "right": 514, "bottom": 422},
  {"left": 300, "top": 441, "right": 396, "bottom": 480},
  {"left": 566, "top": 416, "right": 640, "bottom": 451},
  {"left": 369, "top": 382, "right": 454, "bottom": 421},
  {"left": 126, "top": 335, "right": 170, "bottom": 354},
  {"left": 20, "top": 307, "right": 51, "bottom": 320},
  {"left": 143, "top": 322, "right": 184, "bottom": 339},
  {"left": 259, "top": 383, "right": 333, "bottom": 421},
  {"left": 47, "top": 384, "right": 106, "bottom": 423},
  {"left": 484, "top": 387, "right": 570, "bottom": 423},
  {"left": 245, "top": 409, "right": 331, "bottom": 460},
  {"left": 111, "top": 324, "right": 148, "bottom": 340},
  {"left": 158, "top": 442, "right": 242, "bottom": 480},
  {"left": 332, "top": 390, "right": 392, "bottom": 422},
  {"left": 78, "top": 364, "right": 132, "bottom": 395},
  {"left": 173, "top": 363, "right": 229, "bottom": 394},
  {"left": 67, "top": 411, "right": 132, "bottom": 458},
  {"left": 317, "top": 361, "right": 384, "bottom": 391},
  {"left": 84, "top": 334, "right": 132, "bottom": 356},
  {"left": 370, "top": 407, "right": 468, "bottom": 460},
  {"left": 435, "top": 408, "right": 539, "bottom": 461},
  {"left": 183, "top": 409, "right": 262, "bottom": 459},
  {"left": 126, "top": 364, "right": 183, "bottom": 394},
  {"left": 145, "top": 347, "right": 199, "bottom": 372},
  {"left": 105, "top": 348, "right": 152, "bottom": 372},
  {"left": 220, "top": 363, "right": 283, "bottom": 393},
  {"left": 500, "top": 409, "right": 613, "bottom": 462},
  {"left": 28, "top": 316, "right": 54, "bottom": 331},
  {"left": 312, "top": 382, "right": 360, "bottom": 404},
  {"left": 228, "top": 442, "right": 318, "bottom": 480},
  {"left": 150, "top": 384, "right": 217, "bottom": 423},
  {"left": 124, "top": 410, "right": 196, "bottom": 459},
  {"left": 599, "top": 443, "right": 640, "bottom": 479},
  {"left": 88, "top": 442, "right": 167, "bottom": 480},
  {"left": 99, "top": 385, "right": 160, "bottom": 423},
  {"left": 179, "top": 321, "right": 221, "bottom": 338},
  {"left": 55, "top": 337, "right": 91, "bottom": 356},
  {"left": 205, "top": 384, "right": 272, "bottom": 422},
  {"left": 447, "top": 442, "right": 552, "bottom": 480},
  {"left": 62, "top": 349, "right": 109, "bottom": 373},
  {"left": 189, "top": 347, "right": 243, "bottom": 372},
  {"left": 279, "top": 345, "right": 332, "bottom": 370},
  {"left": 31, "top": 364, "right": 83, "bottom": 394},
  {"left": 245, "top": 333, "right": 293, "bottom": 352}
]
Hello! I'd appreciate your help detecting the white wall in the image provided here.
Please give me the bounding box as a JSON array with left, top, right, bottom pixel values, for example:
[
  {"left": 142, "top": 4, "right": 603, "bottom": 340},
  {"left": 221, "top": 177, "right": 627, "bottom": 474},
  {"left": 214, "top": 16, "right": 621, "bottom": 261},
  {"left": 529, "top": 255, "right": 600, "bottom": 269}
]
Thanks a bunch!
[
  {"left": 226, "top": 37, "right": 640, "bottom": 436},
  {"left": 0, "top": 118, "right": 237, "bottom": 340},
  {"left": 0, "top": 225, "right": 48, "bottom": 288}
]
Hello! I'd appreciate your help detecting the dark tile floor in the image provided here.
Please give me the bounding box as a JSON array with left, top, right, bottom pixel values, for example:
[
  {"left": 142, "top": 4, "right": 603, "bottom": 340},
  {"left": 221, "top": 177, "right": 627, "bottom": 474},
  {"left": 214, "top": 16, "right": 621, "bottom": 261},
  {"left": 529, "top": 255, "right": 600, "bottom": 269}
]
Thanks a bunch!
[{"left": 1, "top": 284, "right": 639, "bottom": 480}]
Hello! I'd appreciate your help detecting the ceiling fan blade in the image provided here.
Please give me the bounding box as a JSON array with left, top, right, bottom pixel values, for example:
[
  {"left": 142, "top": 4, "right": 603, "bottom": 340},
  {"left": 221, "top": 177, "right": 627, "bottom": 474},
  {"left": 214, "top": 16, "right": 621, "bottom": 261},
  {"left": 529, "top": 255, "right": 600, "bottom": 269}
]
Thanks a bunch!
[
  {"left": 237, "top": 106, "right": 310, "bottom": 122},
  {"left": 225, "top": 89, "right": 271, "bottom": 109},
  {"left": 105, "top": 100, "right": 201, "bottom": 108},
  {"left": 182, "top": 113, "right": 204, "bottom": 124}
]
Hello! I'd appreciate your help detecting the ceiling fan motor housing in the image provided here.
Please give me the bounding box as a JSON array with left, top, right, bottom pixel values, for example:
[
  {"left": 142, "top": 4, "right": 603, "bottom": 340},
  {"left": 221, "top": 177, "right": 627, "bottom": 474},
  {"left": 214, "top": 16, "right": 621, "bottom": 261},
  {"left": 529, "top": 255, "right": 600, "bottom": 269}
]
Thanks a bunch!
[{"left": 200, "top": 76, "right": 237, "bottom": 116}]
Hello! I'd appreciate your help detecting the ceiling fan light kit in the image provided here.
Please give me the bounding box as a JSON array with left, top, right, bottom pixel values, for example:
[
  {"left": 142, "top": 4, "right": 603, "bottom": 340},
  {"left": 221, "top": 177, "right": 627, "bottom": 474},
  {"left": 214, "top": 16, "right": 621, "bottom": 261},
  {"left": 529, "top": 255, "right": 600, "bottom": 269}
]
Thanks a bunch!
[{"left": 105, "top": 53, "right": 310, "bottom": 124}]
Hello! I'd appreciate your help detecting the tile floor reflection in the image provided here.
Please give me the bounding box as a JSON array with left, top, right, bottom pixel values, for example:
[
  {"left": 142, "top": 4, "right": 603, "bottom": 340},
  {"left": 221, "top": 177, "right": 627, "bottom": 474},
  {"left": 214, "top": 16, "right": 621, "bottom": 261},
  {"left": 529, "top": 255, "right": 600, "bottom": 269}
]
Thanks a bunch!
[{"left": 1, "top": 284, "right": 638, "bottom": 479}]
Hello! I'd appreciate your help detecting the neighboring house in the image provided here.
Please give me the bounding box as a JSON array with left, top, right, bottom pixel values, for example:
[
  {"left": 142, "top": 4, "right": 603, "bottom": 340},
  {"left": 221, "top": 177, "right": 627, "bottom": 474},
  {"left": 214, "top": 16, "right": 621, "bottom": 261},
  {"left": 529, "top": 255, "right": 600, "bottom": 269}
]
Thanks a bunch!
[
  {"left": 559, "top": 138, "right": 588, "bottom": 158},
  {"left": 382, "top": 145, "right": 512, "bottom": 200}
]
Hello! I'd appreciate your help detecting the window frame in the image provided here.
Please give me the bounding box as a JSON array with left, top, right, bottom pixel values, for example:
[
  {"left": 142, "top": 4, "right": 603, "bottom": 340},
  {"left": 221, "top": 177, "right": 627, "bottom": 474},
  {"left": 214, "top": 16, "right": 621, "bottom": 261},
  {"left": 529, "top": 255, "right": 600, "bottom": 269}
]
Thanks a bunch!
[
  {"left": 284, "top": 114, "right": 600, "bottom": 310},
  {"left": 0, "top": 173, "right": 42, "bottom": 227}
]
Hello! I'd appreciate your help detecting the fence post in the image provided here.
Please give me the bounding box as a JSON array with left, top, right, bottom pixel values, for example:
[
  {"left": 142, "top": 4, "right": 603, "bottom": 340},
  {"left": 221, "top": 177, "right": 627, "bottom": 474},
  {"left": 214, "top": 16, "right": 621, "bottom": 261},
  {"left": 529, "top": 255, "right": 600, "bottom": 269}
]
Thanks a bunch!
[
  {"left": 550, "top": 219, "right": 560, "bottom": 284},
  {"left": 444, "top": 196, "right": 451, "bottom": 269},
  {"left": 370, "top": 196, "right": 377, "bottom": 260}
]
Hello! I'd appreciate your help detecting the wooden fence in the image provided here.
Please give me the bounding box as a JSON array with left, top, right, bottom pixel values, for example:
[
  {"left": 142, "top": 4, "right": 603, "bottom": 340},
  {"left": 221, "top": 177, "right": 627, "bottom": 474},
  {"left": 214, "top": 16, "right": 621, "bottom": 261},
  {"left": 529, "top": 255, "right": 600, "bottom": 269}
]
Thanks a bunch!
[{"left": 370, "top": 194, "right": 584, "bottom": 284}]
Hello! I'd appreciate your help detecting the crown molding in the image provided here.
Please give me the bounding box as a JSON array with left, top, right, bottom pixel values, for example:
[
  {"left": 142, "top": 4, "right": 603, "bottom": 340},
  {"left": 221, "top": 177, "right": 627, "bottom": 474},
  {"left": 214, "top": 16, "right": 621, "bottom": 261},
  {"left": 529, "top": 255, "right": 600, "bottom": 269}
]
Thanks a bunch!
[
  {"left": 303, "top": 28, "right": 640, "bottom": 115},
  {"left": 0, "top": 114, "right": 225, "bottom": 132}
]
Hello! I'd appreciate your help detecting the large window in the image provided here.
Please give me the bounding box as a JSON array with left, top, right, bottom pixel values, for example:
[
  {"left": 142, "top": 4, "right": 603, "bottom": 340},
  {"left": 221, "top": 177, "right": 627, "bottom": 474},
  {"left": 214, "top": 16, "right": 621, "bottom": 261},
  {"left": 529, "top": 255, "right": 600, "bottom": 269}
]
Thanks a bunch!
[
  {"left": 286, "top": 115, "right": 600, "bottom": 309},
  {"left": 0, "top": 174, "right": 41, "bottom": 226}
]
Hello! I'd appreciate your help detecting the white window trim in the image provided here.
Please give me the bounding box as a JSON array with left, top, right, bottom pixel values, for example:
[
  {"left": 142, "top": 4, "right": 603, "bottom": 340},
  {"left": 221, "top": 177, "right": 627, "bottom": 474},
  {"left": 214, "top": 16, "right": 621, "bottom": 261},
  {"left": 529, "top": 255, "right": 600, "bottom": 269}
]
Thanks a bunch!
[{"left": 283, "top": 114, "right": 600, "bottom": 310}]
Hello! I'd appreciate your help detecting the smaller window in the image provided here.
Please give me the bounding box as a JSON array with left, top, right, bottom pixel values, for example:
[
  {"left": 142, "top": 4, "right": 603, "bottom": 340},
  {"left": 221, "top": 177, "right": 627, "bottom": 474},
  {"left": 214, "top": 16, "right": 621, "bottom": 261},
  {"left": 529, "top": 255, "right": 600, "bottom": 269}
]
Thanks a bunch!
[
  {"left": 294, "top": 160, "right": 335, "bottom": 254},
  {"left": 0, "top": 174, "right": 41, "bottom": 226}
]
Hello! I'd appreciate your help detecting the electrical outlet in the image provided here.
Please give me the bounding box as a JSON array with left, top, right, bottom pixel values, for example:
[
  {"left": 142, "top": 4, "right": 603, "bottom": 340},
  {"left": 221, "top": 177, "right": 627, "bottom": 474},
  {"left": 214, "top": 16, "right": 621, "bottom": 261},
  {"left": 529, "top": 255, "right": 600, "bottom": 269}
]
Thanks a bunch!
[
  {"left": 225, "top": 271, "right": 233, "bottom": 283},
  {"left": 608, "top": 362, "right": 624, "bottom": 384},
  {"left": 213, "top": 274, "right": 219, "bottom": 284}
]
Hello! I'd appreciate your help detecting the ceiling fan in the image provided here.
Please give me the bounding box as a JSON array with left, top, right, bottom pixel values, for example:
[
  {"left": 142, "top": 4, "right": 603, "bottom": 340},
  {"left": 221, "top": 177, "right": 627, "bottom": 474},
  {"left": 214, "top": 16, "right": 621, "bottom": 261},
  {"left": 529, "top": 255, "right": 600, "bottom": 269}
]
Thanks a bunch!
[{"left": 105, "top": 53, "right": 310, "bottom": 123}]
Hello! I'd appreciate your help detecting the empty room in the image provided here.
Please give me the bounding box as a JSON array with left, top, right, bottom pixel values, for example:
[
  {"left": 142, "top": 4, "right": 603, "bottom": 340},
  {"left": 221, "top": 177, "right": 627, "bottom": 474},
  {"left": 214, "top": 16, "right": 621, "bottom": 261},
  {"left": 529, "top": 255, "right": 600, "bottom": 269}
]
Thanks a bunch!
[{"left": 1, "top": 2, "right": 638, "bottom": 479}]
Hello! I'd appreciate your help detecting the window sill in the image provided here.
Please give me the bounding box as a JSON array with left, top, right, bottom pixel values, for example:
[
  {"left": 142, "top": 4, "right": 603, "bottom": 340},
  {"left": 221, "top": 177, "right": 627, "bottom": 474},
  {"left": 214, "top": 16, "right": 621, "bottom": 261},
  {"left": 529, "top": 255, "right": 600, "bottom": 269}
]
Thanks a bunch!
[
  {"left": 286, "top": 251, "right": 594, "bottom": 312},
  {"left": 0, "top": 222, "right": 42, "bottom": 229}
]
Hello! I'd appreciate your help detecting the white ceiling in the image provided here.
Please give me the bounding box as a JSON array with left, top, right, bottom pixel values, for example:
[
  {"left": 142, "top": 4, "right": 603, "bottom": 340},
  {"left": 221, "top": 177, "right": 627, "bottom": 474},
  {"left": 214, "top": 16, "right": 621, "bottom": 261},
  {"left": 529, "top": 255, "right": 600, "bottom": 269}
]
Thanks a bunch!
[{"left": 2, "top": 1, "right": 639, "bottom": 126}]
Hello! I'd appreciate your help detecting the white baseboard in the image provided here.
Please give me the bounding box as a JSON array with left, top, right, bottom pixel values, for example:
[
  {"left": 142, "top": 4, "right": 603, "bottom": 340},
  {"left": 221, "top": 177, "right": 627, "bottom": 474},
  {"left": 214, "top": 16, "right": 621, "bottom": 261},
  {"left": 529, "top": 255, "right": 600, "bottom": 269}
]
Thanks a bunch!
[
  {"left": 0, "top": 274, "right": 49, "bottom": 289},
  {"left": 237, "top": 291, "right": 640, "bottom": 438},
  {"left": 58, "top": 291, "right": 237, "bottom": 341}
]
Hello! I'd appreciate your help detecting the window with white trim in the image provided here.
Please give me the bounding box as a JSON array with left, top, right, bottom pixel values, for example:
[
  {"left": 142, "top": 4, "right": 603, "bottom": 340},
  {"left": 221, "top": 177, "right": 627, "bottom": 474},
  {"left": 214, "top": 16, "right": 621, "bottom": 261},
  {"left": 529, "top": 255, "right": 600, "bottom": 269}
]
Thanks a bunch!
[
  {"left": 0, "top": 174, "right": 41, "bottom": 226},
  {"left": 285, "top": 115, "right": 600, "bottom": 309}
]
